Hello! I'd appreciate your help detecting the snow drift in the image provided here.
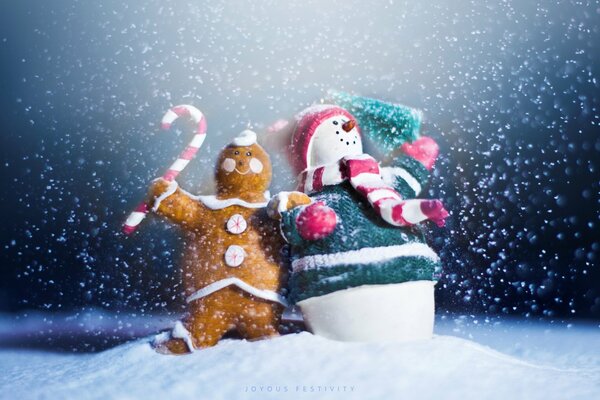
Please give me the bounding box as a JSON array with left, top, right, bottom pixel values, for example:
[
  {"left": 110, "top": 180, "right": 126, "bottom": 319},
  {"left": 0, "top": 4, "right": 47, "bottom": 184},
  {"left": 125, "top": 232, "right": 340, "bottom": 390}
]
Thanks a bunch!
[{"left": 1, "top": 328, "right": 598, "bottom": 400}]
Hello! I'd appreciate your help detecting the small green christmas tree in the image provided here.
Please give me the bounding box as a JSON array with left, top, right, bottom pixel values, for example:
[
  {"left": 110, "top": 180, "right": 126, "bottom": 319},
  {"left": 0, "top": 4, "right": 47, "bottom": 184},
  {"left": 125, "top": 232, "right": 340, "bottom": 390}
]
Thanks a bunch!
[{"left": 326, "top": 91, "right": 423, "bottom": 153}]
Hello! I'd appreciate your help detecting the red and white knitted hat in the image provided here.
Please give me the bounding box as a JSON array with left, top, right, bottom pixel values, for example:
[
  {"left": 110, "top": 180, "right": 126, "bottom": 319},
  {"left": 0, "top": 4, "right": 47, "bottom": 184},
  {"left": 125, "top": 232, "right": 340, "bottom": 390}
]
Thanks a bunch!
[
  {"left": 289, "top": 105, "right": 358, "bottom": 174},
  {"left": 265, "top": 104, "right": 438, "bottom": 173}
]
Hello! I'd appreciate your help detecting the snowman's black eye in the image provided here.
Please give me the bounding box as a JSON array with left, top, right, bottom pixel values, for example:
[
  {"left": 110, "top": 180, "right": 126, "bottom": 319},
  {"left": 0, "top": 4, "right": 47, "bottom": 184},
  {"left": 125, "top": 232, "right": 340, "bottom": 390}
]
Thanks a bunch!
[
  {"left": 246, "top": 151, "right": 252, "bottom": 156},
  {"left": 333, "top": 121, "right": 339, "bottom": 125},
  {"left": 234, "top": 150, "right": 240, "bottom": 155},
  {"left": 336, "top": 131, "right": 340, "bottom": 134}
]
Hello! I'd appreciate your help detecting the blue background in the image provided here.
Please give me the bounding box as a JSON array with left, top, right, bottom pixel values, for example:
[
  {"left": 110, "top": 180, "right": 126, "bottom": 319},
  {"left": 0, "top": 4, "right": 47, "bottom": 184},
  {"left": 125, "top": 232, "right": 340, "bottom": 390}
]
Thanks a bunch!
[{"left": 0, "top": 0, "right": 598, "bottom": 319}]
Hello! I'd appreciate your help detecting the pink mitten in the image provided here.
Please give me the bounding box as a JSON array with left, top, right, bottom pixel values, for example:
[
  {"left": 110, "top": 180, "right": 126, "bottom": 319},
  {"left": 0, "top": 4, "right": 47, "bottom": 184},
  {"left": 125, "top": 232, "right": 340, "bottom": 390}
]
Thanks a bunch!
[
  {"left": 400, "top": 136, "right": 439, "bottom": 171},
  {"left": 296, "top": 202, "right": 337, "bottom": 240},
  {"left": 420, "top": 199, "right": 449, "bottom": 227}
]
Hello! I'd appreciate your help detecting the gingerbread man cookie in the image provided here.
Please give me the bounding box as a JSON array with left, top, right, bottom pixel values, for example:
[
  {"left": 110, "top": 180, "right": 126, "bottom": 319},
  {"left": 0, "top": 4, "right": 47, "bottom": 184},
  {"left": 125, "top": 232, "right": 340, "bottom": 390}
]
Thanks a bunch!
[{"left": 150, "top": 130, "right": 290, "bottom": 354}]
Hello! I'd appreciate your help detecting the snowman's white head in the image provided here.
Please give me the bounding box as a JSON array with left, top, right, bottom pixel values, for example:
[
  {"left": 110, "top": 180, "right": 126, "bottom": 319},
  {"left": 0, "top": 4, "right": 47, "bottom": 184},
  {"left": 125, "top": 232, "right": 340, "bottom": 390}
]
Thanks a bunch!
[
  {"left": 290, "top": 105, "right": 362, "bottom": 174},
  {"left": 307, "top": 115, "right": 363, "bottom": 168}
]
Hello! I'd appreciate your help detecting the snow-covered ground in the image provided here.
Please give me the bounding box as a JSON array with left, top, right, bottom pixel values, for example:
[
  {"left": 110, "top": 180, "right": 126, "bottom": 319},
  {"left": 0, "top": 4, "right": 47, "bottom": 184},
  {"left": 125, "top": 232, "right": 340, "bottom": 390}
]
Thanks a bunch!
[{"left": 0, "top": 311, "right": 598, "bottom": 400}]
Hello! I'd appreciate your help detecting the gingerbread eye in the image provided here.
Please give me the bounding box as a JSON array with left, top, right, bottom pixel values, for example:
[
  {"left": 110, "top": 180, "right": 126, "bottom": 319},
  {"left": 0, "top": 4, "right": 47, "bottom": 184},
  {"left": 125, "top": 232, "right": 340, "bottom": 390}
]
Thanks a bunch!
[
  {"left": 234, "top": 150, "right": 240, "bottom": 155},
  {"left": 246, "top": 151, "right": 252, "bottom": 156}
]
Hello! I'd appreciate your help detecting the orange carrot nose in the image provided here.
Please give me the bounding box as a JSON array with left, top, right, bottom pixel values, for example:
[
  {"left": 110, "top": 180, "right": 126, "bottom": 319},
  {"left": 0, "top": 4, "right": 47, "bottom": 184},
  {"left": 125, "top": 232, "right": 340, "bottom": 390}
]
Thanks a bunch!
[{"left": 342, "top": 119, "right": 356, "bottom": 132}]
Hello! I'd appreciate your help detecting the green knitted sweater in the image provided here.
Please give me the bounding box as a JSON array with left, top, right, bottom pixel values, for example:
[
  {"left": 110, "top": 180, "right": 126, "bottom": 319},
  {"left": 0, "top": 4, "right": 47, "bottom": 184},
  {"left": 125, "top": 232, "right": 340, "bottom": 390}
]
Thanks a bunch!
[{"left": 281, "top": 155, "right": 441, "bottom": 303}]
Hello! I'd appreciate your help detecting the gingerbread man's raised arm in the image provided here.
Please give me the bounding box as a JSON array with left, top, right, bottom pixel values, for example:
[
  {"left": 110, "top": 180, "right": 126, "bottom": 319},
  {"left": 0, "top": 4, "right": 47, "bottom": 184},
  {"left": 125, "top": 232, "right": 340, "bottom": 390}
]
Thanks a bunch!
[{"left": 147, "top": 178, "right": 207, "bottom": 228}]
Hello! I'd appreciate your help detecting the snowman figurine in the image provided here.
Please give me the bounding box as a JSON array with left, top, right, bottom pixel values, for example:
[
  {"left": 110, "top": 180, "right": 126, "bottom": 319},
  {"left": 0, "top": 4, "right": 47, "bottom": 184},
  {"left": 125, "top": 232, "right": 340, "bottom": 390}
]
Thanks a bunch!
[{"left": 268, "top": 105, "right": 448, "bottom": 342}]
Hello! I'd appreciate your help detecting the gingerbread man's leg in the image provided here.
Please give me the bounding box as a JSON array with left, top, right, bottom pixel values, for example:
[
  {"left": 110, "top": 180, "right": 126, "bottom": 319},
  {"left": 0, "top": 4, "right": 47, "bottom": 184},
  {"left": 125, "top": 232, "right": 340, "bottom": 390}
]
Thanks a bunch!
[
  {"left": 236, "top": 298, "right": 283, "bottom": 341},
  {"left": 155, "top": 295, "right": 234, "bottom": 355}
]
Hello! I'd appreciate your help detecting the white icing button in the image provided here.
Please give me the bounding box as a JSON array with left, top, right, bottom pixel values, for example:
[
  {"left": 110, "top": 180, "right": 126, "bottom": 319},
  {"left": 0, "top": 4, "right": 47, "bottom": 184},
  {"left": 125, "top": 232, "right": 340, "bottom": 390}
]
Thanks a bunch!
[
  {"left": 226, "top": 214, "right": 247, "bottom": 235},
  {"left": 224, "top": 245, "right": 246, "bottom": 267}
]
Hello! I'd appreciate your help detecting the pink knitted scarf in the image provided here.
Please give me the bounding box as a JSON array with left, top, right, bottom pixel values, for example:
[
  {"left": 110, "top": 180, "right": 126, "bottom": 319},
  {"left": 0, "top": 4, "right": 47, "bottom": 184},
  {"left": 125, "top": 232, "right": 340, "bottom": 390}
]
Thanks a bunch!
[{"left": 296, "top": 154, "right": 446, "bottom": 227}]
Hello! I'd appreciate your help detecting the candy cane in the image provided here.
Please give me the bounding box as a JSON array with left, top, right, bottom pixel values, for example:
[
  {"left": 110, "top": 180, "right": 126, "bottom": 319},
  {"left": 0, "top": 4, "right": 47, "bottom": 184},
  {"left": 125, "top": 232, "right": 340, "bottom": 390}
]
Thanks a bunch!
[{"left": 122, "top": 105, "right": 207, "bottom": 235}]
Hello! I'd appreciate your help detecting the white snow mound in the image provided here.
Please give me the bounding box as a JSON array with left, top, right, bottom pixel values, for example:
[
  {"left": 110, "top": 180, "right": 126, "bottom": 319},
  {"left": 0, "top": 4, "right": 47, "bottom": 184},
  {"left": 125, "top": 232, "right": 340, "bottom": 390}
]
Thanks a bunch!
[{"left": 1, "top": 333, "right": 598, "bottom": 400}]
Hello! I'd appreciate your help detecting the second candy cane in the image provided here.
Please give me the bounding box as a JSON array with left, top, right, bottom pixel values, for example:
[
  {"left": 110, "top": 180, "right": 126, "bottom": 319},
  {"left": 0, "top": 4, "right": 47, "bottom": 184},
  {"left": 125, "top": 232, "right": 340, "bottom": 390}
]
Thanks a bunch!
[{"left": 123, "top": 104, "right": 207, "bottom": 235}]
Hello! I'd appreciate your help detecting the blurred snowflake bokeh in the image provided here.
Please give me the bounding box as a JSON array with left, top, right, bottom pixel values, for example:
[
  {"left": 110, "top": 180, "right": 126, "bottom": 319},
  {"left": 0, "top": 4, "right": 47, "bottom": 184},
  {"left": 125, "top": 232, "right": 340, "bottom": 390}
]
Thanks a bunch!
[{"left": 0, "top": 0, "right": 598, "bottom": 321}]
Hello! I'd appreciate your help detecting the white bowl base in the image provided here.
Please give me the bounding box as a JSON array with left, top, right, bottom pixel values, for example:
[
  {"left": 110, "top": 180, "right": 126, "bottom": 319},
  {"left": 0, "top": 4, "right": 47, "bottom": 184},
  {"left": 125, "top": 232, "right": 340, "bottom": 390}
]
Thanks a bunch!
[{"left": 298, "top": 281, "right": 435, "bottom": 342}]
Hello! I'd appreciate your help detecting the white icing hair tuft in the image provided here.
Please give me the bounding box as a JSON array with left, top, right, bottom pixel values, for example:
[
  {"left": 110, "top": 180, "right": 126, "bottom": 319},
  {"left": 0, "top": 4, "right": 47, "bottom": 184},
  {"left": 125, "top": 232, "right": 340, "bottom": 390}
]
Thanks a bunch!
[{"left": 231, "top": 130, "right": 257, "bottom": 147}]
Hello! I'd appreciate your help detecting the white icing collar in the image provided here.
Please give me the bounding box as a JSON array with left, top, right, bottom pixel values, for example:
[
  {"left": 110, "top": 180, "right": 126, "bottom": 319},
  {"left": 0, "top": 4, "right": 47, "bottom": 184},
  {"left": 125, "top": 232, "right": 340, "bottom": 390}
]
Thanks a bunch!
[
  {"left": 153, "top": 180, "right": 268, "bottom": 211},
  {"left": 192, "top": 194, "right": 267, "bottom": 210}
]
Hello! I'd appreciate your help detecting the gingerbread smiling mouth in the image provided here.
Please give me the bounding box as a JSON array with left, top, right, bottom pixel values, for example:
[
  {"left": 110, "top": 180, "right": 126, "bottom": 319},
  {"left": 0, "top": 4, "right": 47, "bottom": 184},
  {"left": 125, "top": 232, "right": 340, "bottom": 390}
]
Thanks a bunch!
[{"left": 234, "top": 168, "right": 251, "bottom": 175}]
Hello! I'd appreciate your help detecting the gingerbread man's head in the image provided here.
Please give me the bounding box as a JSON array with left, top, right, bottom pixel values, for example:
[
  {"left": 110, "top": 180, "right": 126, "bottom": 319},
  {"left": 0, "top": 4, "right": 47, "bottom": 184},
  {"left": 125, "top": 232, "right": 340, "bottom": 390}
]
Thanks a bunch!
[{"left": 215, "top": 130, "right": 272, "bottom": 200}]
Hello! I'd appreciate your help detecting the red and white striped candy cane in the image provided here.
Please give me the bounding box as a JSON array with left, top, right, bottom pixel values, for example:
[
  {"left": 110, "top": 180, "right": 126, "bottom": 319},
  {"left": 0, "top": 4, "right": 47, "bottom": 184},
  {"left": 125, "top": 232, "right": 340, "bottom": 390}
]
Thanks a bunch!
[{"left": 122, "top": 105, "right": 207, "bottom": 235}]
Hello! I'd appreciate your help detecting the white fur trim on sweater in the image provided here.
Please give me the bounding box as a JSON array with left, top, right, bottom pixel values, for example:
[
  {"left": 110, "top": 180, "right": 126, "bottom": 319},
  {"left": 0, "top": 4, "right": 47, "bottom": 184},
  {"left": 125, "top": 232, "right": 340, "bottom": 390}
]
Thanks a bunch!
[{"left": 291, "top": 243, "right": 440, "bottom": 273}]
